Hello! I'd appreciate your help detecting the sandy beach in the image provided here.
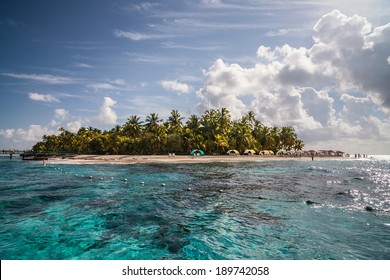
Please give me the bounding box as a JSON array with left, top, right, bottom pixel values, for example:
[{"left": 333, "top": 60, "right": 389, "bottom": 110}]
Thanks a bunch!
[{"left": 47, "top": 154, "right": 351, "bottom": 164}]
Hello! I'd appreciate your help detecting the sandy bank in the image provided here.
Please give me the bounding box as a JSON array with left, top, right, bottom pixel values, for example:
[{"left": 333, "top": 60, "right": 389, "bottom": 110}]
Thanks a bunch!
[{"left": 47, "top": 154, "right": 352, "bottom": 165}]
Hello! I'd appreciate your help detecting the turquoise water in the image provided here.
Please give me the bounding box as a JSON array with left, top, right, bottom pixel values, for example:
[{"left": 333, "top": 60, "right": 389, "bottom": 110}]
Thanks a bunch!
[{"left": 1, "top": 156, "right": 389, "bottom": 260}]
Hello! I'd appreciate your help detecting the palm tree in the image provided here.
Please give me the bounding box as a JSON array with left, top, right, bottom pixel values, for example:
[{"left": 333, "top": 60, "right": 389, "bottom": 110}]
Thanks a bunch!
[
  {"left": 144, "top": 113, "right": 162, "bottom": 133},
  {"left": 111, "top": 124, "right": 123, "bottom": 135},
  {"left": 183, "top": 116, "right": 204, "bottom": 152},
  {"left": 186, "top": 114, "right": 201, "bottom": 133},
  {"left": 270, "top": 126, "right": 281, "bottom": 153},
  {"left": 218, "top": 108, "right": 232, "bottom": 135},
  {"left": 280, "top": 126, "right": 297, "bottom": 150},
  {"left": 293, "top": 139, "right": 304, "bottom": 151},
  {"left": 215, "top": 133, "right": 229, "bottom": 154},
  {"left": 245, "top": 111, "right": 257, "bottom": 130},
  {"left": 142, "top": 125, "right": 167, "bottom": 154},
  {"left": 201, "top": 109, "right": 220, "bottom": 153},
  {"left": 167, "top": 109, "right": 184, "bottom": 134},
  {"left": 58, "top": 127, "right": 75, "bottom": 152},
  {"left": 229, "top": 120, "right": 255, "bottom": 153},
  {"left": 42, "top": 134, "right": 60, "bottom": 151},
  {"left": 123, "top": 115, "right": 143, "bottom": 138},
  {"left": 255, "top": 125, "right": 273, "bottom": 151}
]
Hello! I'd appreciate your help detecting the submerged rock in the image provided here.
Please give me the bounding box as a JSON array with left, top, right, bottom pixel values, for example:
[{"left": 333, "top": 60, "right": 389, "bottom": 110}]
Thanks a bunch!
[{"left": 305, "top": 200, "right": 319, "bottom": 205}]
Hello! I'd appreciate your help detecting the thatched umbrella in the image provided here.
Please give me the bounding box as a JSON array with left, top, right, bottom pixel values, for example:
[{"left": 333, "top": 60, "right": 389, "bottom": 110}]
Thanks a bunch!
[
  {"left": 226, "top": 149, "right": 240, "bottom": 155},
  {"left": 243, "top": 149, "right": 256, "bottom": 155}
]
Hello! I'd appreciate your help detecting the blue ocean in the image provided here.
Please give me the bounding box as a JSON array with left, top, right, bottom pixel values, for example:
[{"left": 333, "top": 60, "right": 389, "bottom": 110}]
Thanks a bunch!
[{"left": 1, "top": 156, "right": 389, "bottom": 260}]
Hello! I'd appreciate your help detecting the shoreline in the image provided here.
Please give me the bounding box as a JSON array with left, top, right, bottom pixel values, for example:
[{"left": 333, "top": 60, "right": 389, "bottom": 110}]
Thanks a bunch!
[{"left": 46, "top": 154, "right": 353, "bottom": 165}]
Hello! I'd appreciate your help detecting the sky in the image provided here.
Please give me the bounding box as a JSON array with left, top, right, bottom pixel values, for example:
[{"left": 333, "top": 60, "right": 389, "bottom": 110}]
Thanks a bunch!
[{"left": 0, "top": 0, "right": 389, "bottom": 154}]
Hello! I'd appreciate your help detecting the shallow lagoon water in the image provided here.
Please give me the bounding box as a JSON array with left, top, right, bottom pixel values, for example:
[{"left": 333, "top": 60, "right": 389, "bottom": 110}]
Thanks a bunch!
[{"left": 0, "top": 156, "right": 389, "bottom": 259}]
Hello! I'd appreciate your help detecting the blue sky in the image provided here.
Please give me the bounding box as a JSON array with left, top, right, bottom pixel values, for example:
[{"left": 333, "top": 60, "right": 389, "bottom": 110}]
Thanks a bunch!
[{"left": 1, "top": 0, "right": 389, "bottom": 154}]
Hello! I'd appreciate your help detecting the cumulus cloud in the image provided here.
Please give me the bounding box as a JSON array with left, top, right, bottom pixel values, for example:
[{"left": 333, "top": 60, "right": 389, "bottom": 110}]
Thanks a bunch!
[
  {"left": 161, "top": 80, "right": 191, "bottom": 94},
  {"left": 54, "top": 109, "right": 68, "bottom": 120},
  {"left": 66, "top": 121, "right": 82, "bottom": 133},
  {"left": 49, "top": 109, "right": 69, "bottom": 127},
  {"left": 197, "top": 10, "right": 390, "bottom": 152},
  {"left": 0, "top": 129, "right": 15, "bottom": 139},
  {"left": 98, "top": 97, "right": 117, "bottom": 124},
  {"left": 0, "top": 125, "right": 55, "bottom": 144},
  {"left": 14, "top": 125, "right": 55, "bottom": 142},
  {"left": 28, "top": 92, "right": 60, "bottom": 103},
  {"left": 310, "top": 10, "right": 390, "bottom": 111}
]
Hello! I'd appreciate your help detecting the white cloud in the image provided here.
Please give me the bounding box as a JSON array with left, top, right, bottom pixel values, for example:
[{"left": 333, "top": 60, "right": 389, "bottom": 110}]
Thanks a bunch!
[
  {"left": 299, "top": 87, "right": 334, "bottom": 127},
  {"left": 110, "top": 79, "right": 126, "bottom": 85},
  {"left": 114, "top": 29, "right": 172, "bottom": 41},
  {"left": 126, "top": 2, "right": 160, "bottom": 12},
  {"left": 197, "top": 10, "right": 390, "bottom": 153},
  {"left": 98, "top": 97, "right": 117, "bottom": 124},
  {"left": 161, "top": 80, "right": 191, "bottom": 94},
  {"left": 0, "top": 129, "right": 15, "bottom": 139},
  {"left": 66, "top": 121, "right": 82, "bottom": 133},
  {"left": 265, "top": 28, "right": 290, "bottom": 37},
  {"left": 161, "top": 42, "right": 221, "bottom": 51},
  {"left": 28, "top": 92, "right": 60, "bottom": 103},
  {"left": 54, "top": 109, "right": 68, "bottom": 120},
  {"left": 1, "top": 73, "right": 76, "bottom": 84},
  {"left": 14, "top": 125, "right": 56, "bottom": 142},
  {"left": 310, "top": 10, "right": 390, "bottom": 111},
  {"left": 73, "top": 63, "right": 92, "bottom": 68},
  {"left": 0, "top": 125, "right": 56, "bottom": 144},
  {"left": 256, "top": 46, "right": 274, "bottom": 61},
  {"left": 49, "top": 109, "right": 69, "bottom": 127},
  {"left": 88, "top": 83, "right": 116, "bottom": 91}
]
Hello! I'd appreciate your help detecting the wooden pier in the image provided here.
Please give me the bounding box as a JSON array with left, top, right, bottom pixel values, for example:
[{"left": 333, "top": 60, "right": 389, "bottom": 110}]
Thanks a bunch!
[{"left": 19, "top": 152, "right": 76, "bottom": 160}]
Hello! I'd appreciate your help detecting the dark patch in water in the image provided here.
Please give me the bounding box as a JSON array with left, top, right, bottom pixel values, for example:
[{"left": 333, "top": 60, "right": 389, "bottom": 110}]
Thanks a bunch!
[
  {"left": 38, "top": 194, "right": 66, "bottom": 203},
  {"left": 151, "top": 224, "right": 191, "bottom": 254},
  {"left": 305, "top": 200, "right": 320, "bottom": 205}
]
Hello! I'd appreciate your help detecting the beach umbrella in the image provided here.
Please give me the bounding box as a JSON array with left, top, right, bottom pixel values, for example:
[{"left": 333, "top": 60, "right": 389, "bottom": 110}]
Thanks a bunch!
[
  {"left": 260, "top": 150, "right": 274, "bottom": 155},
  {"left": 276, "top": 149, "right": 287, "bottom": 156},
  {"left": 243, "top": 149, "right": 256, "bottom": 155},
  {"left": 227, "top": 149, "right": 240, "bottom": 155},
  {"left": 293, "top": 150, "right": 304, "bottom": 156},
  {"left": 190, "top": 149, "right": 204, "bottom": 156},
  {"left": 304, "top": 150, "right": 317, "bottom": 157}
]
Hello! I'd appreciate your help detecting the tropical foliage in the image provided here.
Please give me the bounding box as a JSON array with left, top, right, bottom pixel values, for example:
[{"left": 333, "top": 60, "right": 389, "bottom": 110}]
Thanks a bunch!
[{"left": 32, "top": 108, "right": 304, "bottom": 155}]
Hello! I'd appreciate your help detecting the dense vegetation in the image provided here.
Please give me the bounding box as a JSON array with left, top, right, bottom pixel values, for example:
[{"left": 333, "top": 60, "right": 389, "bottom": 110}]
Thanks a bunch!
[{"left": 32, "top": 108, "right": 304, "bottom": 155}]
